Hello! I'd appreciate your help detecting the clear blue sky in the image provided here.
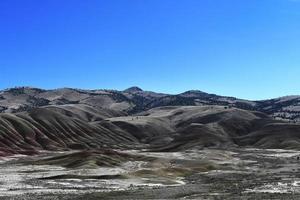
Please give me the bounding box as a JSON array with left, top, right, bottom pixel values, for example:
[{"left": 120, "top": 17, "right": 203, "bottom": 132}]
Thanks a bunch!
[{"left": 1, "top": 0, "right": 300, "bottom": 100}]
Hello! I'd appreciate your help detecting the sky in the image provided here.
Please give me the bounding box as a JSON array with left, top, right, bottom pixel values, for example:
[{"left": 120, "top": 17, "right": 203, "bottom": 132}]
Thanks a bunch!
[{"left": 0, "top": 0, "right": 300, "bottom": 100}]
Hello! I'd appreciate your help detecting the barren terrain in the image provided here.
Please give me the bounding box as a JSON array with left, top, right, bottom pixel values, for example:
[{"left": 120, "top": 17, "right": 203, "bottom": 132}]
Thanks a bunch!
[
  {"left": 1, "top": 87, "right": 300, "bottom": 199},
  {"left": 1, "top": 148, "right": 300, "bottom": 199}
]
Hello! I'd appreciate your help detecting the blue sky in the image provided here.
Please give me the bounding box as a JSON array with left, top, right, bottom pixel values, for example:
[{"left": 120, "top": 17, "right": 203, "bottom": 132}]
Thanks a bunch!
[{"left": 1, "top": 0, "right": 300, "bottom": 100}]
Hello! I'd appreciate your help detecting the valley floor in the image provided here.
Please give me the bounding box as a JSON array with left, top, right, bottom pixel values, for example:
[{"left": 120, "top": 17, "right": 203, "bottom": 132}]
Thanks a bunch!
[{"left": 1, "top": 148, "right": 300, "bottom": 199}]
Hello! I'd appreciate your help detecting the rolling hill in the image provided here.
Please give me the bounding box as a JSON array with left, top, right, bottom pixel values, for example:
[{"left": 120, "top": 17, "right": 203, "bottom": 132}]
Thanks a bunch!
[
  {"left": 1, "top": 86, "right": 300, "bottom": 155},
  {"left": 1, "top": 86, "right": 300, "bottom": 122}
]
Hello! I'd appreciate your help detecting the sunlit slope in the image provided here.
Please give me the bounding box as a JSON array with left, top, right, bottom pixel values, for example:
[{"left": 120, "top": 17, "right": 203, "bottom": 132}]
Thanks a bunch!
[{"left": 1, "top": 87, "right": 300, "bottom": 122}]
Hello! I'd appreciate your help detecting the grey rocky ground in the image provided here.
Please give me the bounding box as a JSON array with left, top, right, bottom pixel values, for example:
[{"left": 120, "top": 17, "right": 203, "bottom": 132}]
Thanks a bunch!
[{"left": 1, "top": 148, "right": 300, "bottom": 199}]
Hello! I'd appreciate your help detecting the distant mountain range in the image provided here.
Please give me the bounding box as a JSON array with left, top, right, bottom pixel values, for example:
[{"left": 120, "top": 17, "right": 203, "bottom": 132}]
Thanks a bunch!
[
  {"left": 1, "top": 86, "right": 300, "bottom": 156},
  {"left": 1, "top": 86, "right": 300, "bottom": 122}
]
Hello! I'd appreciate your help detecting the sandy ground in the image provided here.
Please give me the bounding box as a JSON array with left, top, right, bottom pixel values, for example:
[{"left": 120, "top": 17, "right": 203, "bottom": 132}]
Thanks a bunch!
[{"left": 1, "top": 148, "right": 300, "bottom": 199}]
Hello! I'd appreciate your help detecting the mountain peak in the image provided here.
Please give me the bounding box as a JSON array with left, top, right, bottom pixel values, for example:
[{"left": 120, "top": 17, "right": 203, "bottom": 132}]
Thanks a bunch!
[
  {"left": 180, "top": 90, "right": 208, "bottom": 97},
  {"left": 124, "top": 86, "right": 143, "bottom": 93},
  {"left": 182, "top": 90, "right": 206, "bottom": 94}
]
